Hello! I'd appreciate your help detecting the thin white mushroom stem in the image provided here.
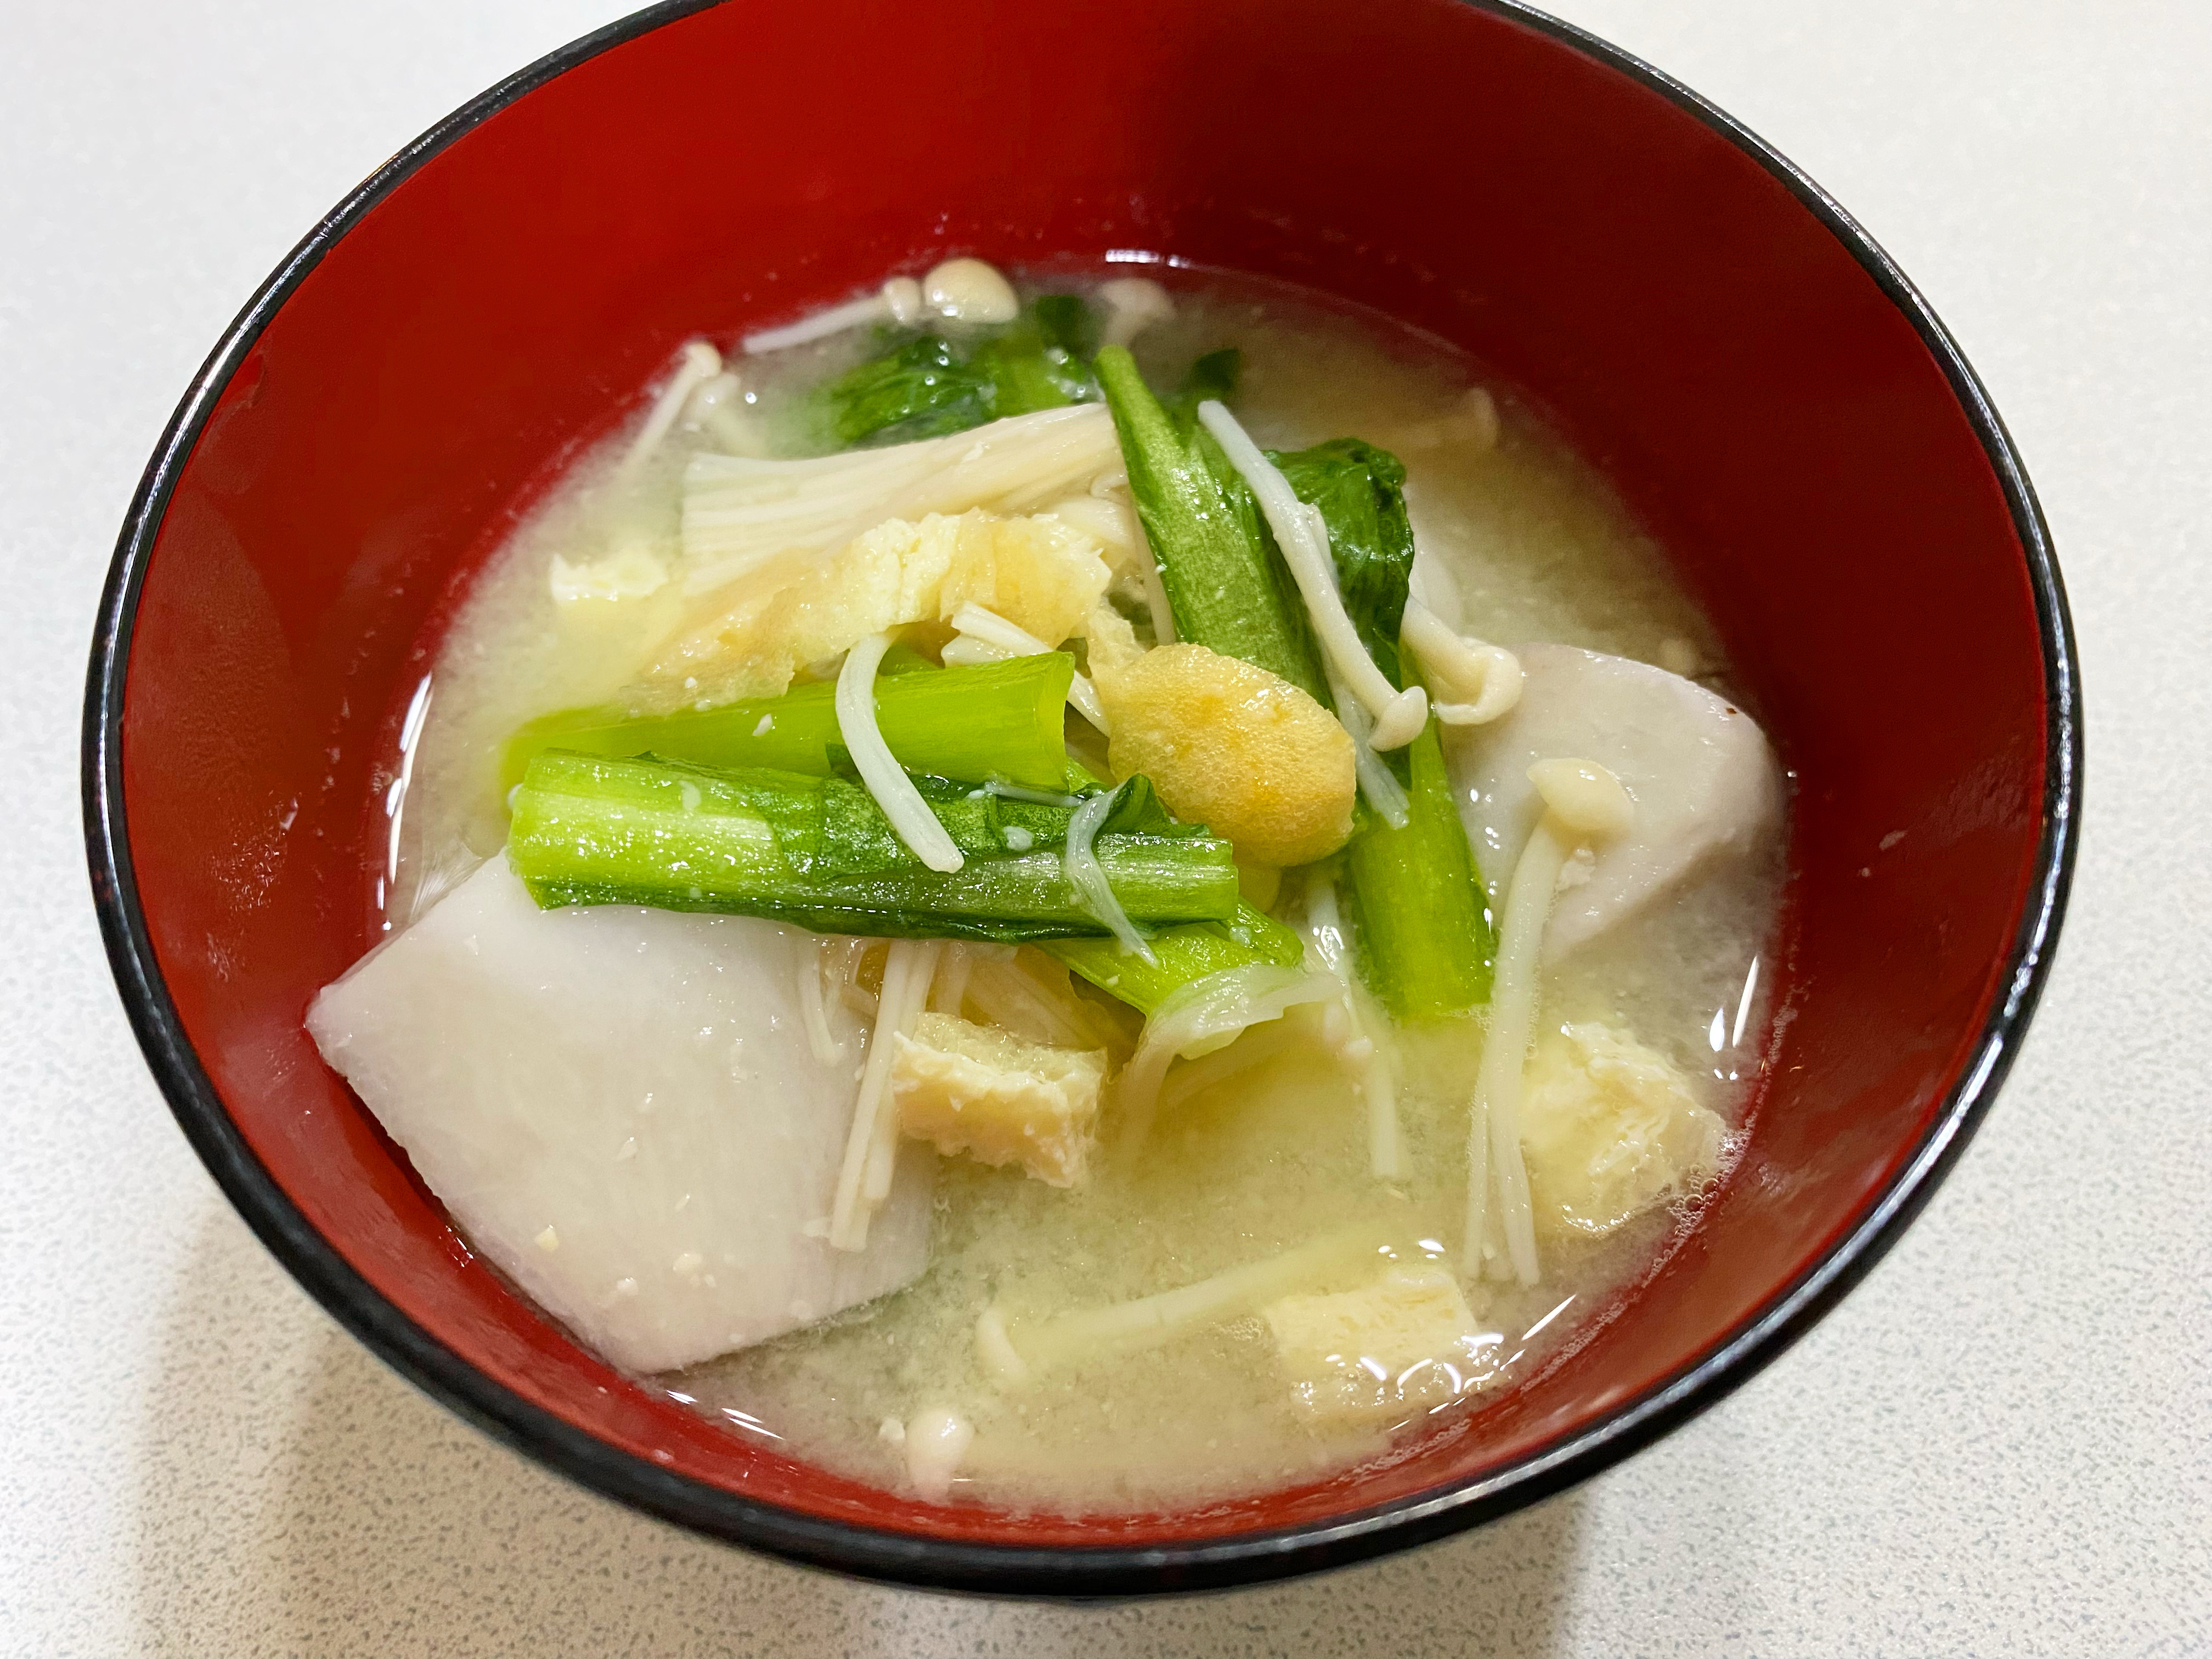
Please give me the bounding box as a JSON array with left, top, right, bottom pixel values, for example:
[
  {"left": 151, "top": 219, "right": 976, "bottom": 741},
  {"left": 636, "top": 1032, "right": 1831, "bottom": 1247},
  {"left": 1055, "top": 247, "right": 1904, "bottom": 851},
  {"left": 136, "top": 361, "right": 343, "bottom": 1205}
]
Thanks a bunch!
[
  {"left": 798, "top": 938, "right": 843, "bottom": 1065},
  {"left": 927, "top": 945, "right": 974, "bottom": 1018},
  {"left": 1358, "top": 1037, "right": 1403, "bottom": 1182},
  {"left": 837, "top": 631, "right": 964, "bottom": 873},
  {"left": 982, "top": 1223, "right": 1395, "bottom": 1381},
  {"left": 1112, "top": 966, "right": 1341, "bottom": 1161},
  {"left": 1329, "top": 661, "right": 1411, "bottom": 828},
  {"left": 683, "top": 370, "right": 759, "bottom": 456},
  {"left": 1063, "top": 786, "right": 1156, "bottom": 966},
  {"left": 1306, "top": 881, "right": 1404, "bottom": 1181},
  {"left": 1466, "top": 817, "right": 1560, "bottom": 1285},
  {"left": 1465, "top": 1055, "right": 1494, "bottom": 1279},
  {"left": 1155, "top": 1020, "right": 1301, "bottom": 1115},
  {"left": 1402, "top": 599, "right": 1523, "bottom": 726},
  {"left": 741, "top": 276, "right": 924, "bottom": 355},
  {"left": 742, "top": 293, "right": 886, "bottom": 354},
  {"left": 1037, "top": 491, "right": 1140, "bottom": 566},
  {"left": 616, "top": 340, "right": 723, "bottom": 481},
  {"left": 1131, "top": 519, "right": 1178, "bottom": 647},
  {"left": 830, "top": 938, "right": 941, "bottom": 1251},
  {"left": 943, "top": 601, "right": 1110, "bottom": 735},
  {"left": 963, "top": 950, "right": 1092, "bottom": 1051},
  {"left": 864, "top": 945, "right": 941, "bottom": 1204},
  {"left": 974, "top": 1304, "right": 1030, "bottom": 1386},
  {"left": 1194, "top": 400, "right": 1430, "bottom": 748},
  {"left": 1384, "top": 386, "right": 1502, "bottom": 455},
  {"left": 936, "top": 636, "right": 1008, "bottom": 670},
  {"left": 1464, "top": 758, "right": 1635, "bottom": 1284},
  {"left": 681, "top": 403, "right": 1119, "bottom": 594}
]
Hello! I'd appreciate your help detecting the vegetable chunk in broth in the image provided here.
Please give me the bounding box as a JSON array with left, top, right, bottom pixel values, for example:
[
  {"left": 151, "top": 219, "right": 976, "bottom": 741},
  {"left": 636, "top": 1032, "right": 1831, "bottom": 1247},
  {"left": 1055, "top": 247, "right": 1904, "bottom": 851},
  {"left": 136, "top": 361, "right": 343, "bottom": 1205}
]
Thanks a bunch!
[{"left": 308, "top": 264, "right": 1786, "bottom": 1516}]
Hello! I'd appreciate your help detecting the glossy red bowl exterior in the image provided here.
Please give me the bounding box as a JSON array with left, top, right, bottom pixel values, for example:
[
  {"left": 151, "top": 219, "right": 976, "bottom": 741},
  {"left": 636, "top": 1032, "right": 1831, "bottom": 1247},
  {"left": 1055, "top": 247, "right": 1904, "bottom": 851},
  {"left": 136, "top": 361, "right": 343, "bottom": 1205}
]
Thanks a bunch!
[{"left": 85, "top": 0, "right": 2077, "bottom": 1596}]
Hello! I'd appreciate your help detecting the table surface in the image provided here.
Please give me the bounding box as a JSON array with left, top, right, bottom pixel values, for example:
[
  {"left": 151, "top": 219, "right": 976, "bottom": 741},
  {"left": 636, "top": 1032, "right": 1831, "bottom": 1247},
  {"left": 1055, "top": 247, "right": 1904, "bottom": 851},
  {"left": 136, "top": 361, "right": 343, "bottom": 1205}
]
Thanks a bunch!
[{"left": 6, "top": 2, "right": 2207, "bottom": 1654}]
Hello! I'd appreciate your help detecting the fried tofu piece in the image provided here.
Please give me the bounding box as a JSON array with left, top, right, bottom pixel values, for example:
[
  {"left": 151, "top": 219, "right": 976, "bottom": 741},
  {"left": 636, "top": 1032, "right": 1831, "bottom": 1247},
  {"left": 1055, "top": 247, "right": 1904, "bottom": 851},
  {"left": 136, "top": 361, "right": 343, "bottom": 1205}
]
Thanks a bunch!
[
  {"left": 655, "top": 509, "right": 1111, "bottom": 701},
  {"left": 1520, "top": 1022, "right": 1729, "bottom": 1238},
  {"left": 1262, "top": 1266, "right": 1499, "bottom": 1427},
  {"left": 891, "top": 1012, "right": 1105, "bottom": 1187},
  {"left": 1099, "top": 642, "right": 1356, "bottom": 867}
]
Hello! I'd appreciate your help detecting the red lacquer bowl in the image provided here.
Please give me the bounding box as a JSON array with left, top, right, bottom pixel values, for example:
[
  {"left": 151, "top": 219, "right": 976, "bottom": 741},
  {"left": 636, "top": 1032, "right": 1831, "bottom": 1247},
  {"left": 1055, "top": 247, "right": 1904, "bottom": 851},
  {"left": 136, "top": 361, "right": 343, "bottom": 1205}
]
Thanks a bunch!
[{"left": 84, "top": 0, "right": 2078, "bottom": 1596}]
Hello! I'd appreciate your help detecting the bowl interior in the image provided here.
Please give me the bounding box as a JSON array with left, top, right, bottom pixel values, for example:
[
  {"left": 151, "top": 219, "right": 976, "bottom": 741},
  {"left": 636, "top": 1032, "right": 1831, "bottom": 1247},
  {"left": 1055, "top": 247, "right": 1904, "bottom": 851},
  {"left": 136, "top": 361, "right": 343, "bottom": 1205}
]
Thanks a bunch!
[{"left": 104, "top": 0, "right": 2056, "bottom": 1578}]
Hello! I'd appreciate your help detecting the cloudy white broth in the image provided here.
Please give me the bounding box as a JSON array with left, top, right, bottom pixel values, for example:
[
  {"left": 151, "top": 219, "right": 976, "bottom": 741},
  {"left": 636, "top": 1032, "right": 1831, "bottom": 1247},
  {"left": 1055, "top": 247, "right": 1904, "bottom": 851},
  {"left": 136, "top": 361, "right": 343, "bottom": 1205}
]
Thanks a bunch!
[{"left": 311, "top": 263, "right": 1786, "bottom": 1515}]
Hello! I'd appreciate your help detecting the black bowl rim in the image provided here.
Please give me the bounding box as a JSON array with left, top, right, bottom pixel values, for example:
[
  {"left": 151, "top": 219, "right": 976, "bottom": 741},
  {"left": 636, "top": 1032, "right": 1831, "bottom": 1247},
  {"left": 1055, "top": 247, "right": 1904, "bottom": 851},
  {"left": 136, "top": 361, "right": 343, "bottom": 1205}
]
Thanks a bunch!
[{"left": 82, "top": 0, "right": 2081, "bottom": 1600}]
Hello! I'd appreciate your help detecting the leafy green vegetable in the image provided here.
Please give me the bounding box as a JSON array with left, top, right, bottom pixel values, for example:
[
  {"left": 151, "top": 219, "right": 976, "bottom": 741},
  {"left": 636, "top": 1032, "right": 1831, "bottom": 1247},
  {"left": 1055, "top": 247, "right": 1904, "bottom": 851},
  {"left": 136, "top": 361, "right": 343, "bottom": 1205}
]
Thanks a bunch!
[
  {"left": 819, "top": 334, "right": 996, "bottom": 448},
  {"left": 1273, "top": 439, "right": 1494, "bottom": 1022},
  {"left": 983, "top": 292, "right": 1103, "bottom": 413},
  {"left": 507, "top": 752, "right": 1239, "bottom": 943},
  {"left": 1093, "top": 344, "right": 1327, "bottom": 701},
  {"left": 498, "top": 654, "right": 1074, "bottom": 797},
  {"left": 970, "top": 318, "right": 1084, "bottom": 417},
  {"left": 1270, "top": 439, "right": 1415, "bottom": 677},
  {"left": 1166, "top": 347, "right": 1243, "bottom": 433},
  {"left": 1032, "top": 294, "right": 1099, "bottom": 359},
  {"left": 814, "top": 297, "right": 1101, "bottom": 447},
  {"left": 1042, "top": 900, "right": 1306, "bottom": 1015}
]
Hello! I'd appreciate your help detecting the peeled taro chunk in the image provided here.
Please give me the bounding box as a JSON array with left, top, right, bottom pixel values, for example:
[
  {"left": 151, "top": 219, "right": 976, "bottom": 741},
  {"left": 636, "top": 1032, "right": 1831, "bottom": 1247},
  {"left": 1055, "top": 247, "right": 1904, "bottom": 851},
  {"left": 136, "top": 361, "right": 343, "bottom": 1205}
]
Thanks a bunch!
[
  {"left": 307, "top": 857, "right": 933, "bottom": 1374},
  {"left": 1444, "top": 644, "right": 1782, "bottom": 959}
]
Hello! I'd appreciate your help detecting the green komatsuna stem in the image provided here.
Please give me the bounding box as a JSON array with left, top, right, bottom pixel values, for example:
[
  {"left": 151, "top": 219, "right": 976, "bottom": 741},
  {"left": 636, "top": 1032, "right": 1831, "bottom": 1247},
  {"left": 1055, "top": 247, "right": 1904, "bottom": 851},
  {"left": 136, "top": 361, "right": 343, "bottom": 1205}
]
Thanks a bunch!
[
  {"left": 1041, "top": 901, "right": 1307, "bottom": 1015},
  {"left": 499, "top": 653, "right": 1074, "bottom": 797},
  {"left": 1273, "top": 438, "right": 1496, "bottom": 1021},
  {"left": 506, "top": 752, "right": 1240, "bottom": 943},
  {"left": 1092, "top": 360, "right": 1491, "bottom": 1017},
  {"left": 1341, "top": 711, "right": 1494, "bottom": 1021},
  {"left": 1093, "top": 345, "right": 1328, "bottom": 701}
]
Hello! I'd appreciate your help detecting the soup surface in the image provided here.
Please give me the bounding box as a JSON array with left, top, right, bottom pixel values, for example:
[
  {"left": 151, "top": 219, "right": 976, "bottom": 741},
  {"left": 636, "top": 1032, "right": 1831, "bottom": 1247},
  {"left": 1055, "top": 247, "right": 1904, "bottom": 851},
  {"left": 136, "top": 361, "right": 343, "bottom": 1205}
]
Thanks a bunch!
[{"left": 333, "top": 266, "right": 1784, "bottom": 1516}]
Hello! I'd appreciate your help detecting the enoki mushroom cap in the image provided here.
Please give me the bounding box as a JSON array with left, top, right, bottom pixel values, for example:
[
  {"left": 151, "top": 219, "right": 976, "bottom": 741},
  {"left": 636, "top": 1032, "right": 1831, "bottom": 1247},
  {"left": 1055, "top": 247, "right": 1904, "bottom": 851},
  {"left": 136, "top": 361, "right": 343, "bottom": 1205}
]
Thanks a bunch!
[
  {"left": 923, "top": 258, "right": 1019, "bottom": 325},
  {"left": 1529, "top": 757, "right": 1634, "bottom": 839}
]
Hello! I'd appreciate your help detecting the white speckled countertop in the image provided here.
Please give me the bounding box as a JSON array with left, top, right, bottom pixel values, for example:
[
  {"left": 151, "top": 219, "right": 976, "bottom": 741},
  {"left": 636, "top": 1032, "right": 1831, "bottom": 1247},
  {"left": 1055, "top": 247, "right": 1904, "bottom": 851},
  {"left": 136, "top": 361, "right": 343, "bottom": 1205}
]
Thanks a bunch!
[{"left": 5, "top": 2, "right": 2207, "bottom": 1653}]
